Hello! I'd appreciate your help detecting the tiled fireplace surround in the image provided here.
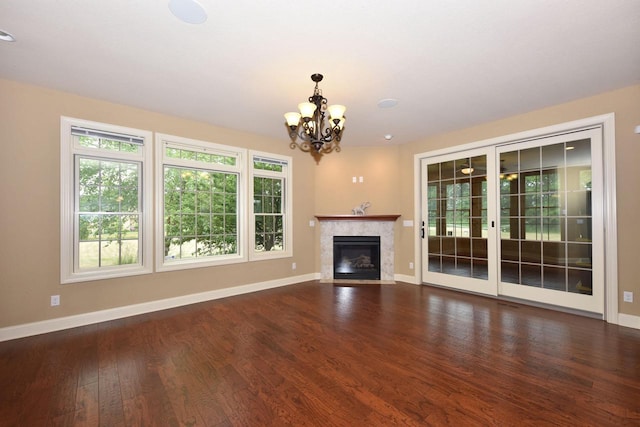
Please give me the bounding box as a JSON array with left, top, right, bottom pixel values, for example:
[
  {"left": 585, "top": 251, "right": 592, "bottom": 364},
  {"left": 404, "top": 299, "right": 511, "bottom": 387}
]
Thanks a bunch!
[{"left": 316, "top": 215, "right": 400, "bottom": 282}]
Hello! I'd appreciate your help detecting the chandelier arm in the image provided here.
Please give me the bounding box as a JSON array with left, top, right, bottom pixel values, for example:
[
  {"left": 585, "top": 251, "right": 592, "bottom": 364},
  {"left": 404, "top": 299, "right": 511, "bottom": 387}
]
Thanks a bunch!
[
  {"left": 319, "top": 131, "right": 332, "bottom": 143},
  {"left": 290, "top": 127, "right": 311, "bottom": 142},
  {"left": 290, "top": 140, "right": 315, "bottom": 152},
  {"left": 318, "top": 140, "right": 341, "bottom": 154},
  {"left": 289, "top": 118, "right": 341, "bottom": 143},
  {"left": 301, "top": 121, "right": 318, "bottom": 140},
  {"left": 319, "top": 123, "right": 344, "bottom": 143}
]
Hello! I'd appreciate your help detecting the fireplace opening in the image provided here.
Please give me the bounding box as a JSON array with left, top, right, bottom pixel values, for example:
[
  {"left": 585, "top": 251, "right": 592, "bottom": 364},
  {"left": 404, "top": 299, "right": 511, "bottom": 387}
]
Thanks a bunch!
[{"left": 333, "top": 236, "right": 381, "bottom": 280}]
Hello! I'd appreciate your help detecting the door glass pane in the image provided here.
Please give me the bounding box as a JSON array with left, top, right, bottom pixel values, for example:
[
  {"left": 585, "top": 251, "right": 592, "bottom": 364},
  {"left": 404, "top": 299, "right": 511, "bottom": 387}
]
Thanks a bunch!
[
  {"left": 441, "top": 160, "right": 455, "bottom": 180},
  {"left": 426, "top": 155, "right": 487, "bottom": 279},
  {"left": 520, "top": 147, "right": 540, "bottom": 171},
  {"left": 521, "top": 264, "right": 542, "bottom": 287},
  {"left": 499, "top": 139, "right": 592, "bottom": 295},
  {"left": 542, "top": 143, "right": 564, "bottom": 169},
  {"left": 501, "top": 151, "right": 519, "bottom": 174},
  {"left": 501, "top": 261, "right": 519, "bottom": 283},
  {"left": 427, "top": 163, "right": 440, "bottom": 181}
]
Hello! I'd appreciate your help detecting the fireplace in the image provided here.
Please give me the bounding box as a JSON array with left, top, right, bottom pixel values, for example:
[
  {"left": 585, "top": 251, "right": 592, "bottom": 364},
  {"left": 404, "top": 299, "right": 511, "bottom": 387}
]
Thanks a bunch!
[
  {"left": 333, "top": 236, "right": 381, "bottom": 280},
  {"left": 316, "top": 214, "right": 400, "bottom": 282}
]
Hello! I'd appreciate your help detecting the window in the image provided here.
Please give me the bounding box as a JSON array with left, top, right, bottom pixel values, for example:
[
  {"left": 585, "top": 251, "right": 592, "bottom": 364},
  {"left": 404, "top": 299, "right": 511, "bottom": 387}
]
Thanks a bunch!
[
  {"left": 60, "top": 117, "right": 153, "bottom": 283},
  {"left": 249, "top": 152, "right": 292, "bottom": 260},
  {"left": 64, "top": 125, "right": 292, "bottom": 279},
  {"left": 156, "top": 134, "right": 246, "bottom": 271}
]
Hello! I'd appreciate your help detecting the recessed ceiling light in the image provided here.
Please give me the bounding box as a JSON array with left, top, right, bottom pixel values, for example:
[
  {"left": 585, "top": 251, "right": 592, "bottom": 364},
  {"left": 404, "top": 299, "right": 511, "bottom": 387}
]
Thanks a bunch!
[
  {"left": 377, "top": 98, "right": 398, "bottom": 108},
  {"left": 169, "top": 0, "right": 208, "bottom": 24},
  {"left": 384, "top": 134, "right": 393, "bottom": 141},
  {"left": 0, "top": 29, "right": 16, "bottom": 42}
]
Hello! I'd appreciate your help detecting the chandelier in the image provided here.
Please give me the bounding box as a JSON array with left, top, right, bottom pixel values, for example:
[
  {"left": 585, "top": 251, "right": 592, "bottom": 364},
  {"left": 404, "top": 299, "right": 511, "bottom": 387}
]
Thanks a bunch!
[{"left": 284, "top": 73, "right": 346, "bottom": 154}]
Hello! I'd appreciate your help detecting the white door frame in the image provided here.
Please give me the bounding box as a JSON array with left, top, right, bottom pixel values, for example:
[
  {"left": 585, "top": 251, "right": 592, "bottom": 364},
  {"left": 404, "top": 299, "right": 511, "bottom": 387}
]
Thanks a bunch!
[{"left": 412, "top": 114, "right": 618, "bottom": 322}]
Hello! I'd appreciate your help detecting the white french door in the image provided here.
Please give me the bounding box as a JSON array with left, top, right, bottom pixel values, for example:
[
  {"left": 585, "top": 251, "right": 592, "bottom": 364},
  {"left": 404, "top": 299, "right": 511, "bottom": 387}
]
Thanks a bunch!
[
  {"left": 496, "top": 128, "right": 604, "bottom": 314},
  {"left": 421, "top": 127, "right": 604, "bottom": 315},
  {"left": 420, "top": 147, "right": 498, "bottom": 296}
]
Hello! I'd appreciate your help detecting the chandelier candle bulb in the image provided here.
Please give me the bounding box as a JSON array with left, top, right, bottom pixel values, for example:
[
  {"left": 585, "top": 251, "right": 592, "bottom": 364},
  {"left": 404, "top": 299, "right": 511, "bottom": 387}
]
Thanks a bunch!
[
  {"left": 328, "top": 104, "right": 346, "bottom": 121},
  {"left": 284, "top": 112, "right": 301, "bottom": 128},
  {"left": 298, "top": 102, "right": 317, "bottom": 119}
]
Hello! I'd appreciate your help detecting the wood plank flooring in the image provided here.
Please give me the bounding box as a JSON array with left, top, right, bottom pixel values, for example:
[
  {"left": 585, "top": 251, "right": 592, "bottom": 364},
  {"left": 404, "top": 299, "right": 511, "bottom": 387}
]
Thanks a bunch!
[{"left": 1, "top": 281, "right": 639, "bottom": 426}]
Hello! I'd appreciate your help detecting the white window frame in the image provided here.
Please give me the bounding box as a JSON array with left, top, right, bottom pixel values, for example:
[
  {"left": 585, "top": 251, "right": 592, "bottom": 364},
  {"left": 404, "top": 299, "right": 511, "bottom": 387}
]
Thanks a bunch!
[
  {"left": 155, "top": 133, "right": 247, "bottom": 272},
  {"left": 249, "top": 151, "right": 293, "bottom": 261},
  {"left": 60, "top": 117, "right": 153, "bottom": 283}
]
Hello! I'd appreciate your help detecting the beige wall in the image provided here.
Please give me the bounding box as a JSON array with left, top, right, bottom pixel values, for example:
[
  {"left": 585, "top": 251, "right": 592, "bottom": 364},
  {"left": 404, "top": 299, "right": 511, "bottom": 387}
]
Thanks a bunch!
[
  {"left": 0, "top": 78, "right": 317, "bottom": 327},
  {"left": 313, "top": 145, "right": 402, "bottom": 216},
  {"left": 1, "top": 78, "right": 639, "bottom": 330}
]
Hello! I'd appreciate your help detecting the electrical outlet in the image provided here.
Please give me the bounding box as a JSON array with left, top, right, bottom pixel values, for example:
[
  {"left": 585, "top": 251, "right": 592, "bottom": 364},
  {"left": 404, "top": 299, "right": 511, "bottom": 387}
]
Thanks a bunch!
[
  {"left": 623, "top": 291, "right": 633, "bottom": 303},
  {"left": 50, "top": 295, "right": 60, "bottom": 306},
  {"left": 292, "top": 262, "right": 297, "bottom": 270},
  {"left": 352, "top": 176, "right": 356, "bottom": 183},
  {"left": 409, "top": 262, "right": 414, "bottom": 270}
]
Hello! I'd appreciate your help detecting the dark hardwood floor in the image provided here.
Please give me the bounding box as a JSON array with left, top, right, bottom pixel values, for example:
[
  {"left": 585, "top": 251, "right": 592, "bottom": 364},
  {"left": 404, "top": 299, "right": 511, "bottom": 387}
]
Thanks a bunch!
[{"left": 1, "top": 281, "right": 639, "bottom": 426}]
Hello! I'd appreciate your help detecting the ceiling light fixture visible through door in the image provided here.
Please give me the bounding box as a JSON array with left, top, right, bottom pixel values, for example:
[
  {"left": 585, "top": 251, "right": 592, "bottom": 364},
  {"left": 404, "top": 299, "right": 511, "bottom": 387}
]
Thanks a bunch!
[{"left": 284, "top": 74, "right": 346, "bottom": 155}]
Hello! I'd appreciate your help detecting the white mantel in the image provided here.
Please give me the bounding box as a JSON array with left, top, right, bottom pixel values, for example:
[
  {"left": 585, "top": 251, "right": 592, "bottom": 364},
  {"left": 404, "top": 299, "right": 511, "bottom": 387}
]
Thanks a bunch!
[{"left": 316, "top": 215, "right": 400, "bottom": 282}]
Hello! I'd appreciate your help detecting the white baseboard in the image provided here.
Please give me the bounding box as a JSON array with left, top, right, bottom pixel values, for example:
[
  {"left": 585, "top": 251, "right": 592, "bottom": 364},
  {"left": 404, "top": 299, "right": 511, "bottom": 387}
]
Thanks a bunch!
[
  {"left": 394, "top": 273, "right": 419, "bottom": 285},
  {"left": 6, "top": 272, "right": 634, "bottom": 342},
  {"left": 617, "top": 313, "right": 640, "bottom": 330},
  {"left": 0, "top": 273, "right": 316, "bottom": 342}
]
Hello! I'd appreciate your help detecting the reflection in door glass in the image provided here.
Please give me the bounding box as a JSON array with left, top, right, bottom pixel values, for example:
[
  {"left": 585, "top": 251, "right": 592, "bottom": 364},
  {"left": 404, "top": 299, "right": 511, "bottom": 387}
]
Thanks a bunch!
[
  {"left": 499, "top": 140, "right": 592, "bottom": 295},
  {"left": 427, "top": 156, "right": 488, "bottom": 279}
]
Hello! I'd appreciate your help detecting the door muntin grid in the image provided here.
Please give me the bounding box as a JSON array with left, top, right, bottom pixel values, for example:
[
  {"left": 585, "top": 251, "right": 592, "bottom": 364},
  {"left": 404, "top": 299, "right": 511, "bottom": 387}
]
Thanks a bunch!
[
  {"left": 499, "top": 138, "right": 592, "bottom": 295},
  {"left": 427, "top": 155, "right": 488, "bottom": 279}
]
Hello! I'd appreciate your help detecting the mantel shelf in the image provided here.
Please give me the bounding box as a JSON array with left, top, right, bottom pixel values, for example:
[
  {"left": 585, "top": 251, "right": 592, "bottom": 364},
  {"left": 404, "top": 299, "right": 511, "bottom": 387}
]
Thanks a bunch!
[{"left": 315, "top": 214, "right": 401, "bottom": 222}]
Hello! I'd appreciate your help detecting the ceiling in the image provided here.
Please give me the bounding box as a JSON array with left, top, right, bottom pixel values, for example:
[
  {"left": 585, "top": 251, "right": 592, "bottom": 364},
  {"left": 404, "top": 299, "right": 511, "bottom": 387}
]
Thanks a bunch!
[{"left": 1, "top": 0, "right": 639, "bottom": 147}]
